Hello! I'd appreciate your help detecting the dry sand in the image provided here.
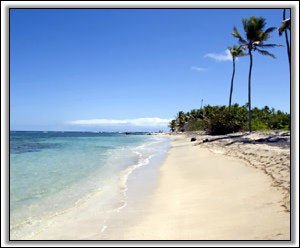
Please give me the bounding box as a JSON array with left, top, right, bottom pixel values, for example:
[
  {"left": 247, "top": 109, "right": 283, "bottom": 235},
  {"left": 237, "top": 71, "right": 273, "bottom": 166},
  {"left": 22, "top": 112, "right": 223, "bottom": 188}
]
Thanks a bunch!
[
  {"left": 121, "top": 134, "right": 290, "bottom": 240},
  {"left": 190, "top": 131, "right": 291, "bottom": 212},
  {"left": 32, "top": 132, "right": 290, "bottom": 240}
]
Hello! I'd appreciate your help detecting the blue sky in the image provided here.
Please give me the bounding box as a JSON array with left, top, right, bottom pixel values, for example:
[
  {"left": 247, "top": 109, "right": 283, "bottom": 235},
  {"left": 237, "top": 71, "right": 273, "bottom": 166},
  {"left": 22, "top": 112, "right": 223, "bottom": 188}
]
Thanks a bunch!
[{"left": 10, "top": 9, "right": 291, "bottom": 131}]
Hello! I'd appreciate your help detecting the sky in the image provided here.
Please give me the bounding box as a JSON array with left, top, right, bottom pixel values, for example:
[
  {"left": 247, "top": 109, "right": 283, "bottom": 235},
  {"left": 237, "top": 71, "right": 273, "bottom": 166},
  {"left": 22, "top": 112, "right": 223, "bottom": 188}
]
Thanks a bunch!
[{"left": 10, "top": 8, "right": 291, "bottom": 131}]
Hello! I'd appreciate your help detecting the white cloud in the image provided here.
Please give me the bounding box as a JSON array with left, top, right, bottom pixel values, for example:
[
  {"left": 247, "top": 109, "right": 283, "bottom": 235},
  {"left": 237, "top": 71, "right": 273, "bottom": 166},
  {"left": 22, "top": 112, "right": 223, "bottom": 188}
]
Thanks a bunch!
[
  {"left": 204, "top": 49, "right": 233, "bottom": 62},
  {"left": 67, "top": 118, "right": 172, "bottom": 127},
  {"left": 191, "top": 66, "right": 207, "bottom": 71}
]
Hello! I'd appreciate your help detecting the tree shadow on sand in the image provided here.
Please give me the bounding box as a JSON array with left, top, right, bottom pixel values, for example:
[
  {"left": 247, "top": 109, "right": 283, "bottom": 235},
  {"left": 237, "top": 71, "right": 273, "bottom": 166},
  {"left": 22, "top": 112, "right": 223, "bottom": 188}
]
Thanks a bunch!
[
  {"left": 202, "top": 134, "right": 245, "bottom": 143},
  {"left": 202, "top": 132, "right": 290, "bottom": 149}
]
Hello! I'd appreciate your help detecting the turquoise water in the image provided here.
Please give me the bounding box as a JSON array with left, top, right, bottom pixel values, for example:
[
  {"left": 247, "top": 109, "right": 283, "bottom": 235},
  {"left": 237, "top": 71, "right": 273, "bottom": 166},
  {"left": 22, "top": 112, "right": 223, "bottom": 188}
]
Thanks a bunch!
[{"left": 10, "top": 131, "right": 170, "bottom": 239}]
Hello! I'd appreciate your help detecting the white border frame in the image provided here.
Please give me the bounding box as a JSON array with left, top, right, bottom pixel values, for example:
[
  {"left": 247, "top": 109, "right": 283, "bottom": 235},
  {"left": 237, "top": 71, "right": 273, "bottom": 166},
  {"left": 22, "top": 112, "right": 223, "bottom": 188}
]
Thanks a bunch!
[{"left": 1, "top": 1, "right": 299, "bottom": 247}]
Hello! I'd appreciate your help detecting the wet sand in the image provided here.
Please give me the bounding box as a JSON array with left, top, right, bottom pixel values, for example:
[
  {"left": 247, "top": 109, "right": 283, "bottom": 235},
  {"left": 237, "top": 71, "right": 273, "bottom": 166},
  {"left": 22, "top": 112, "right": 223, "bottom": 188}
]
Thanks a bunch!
[
  {"left": 33, "top": 133, "right": 290, "bottom": 240},
  {"left": 121, "top": 134, "right": 290, "bottom": 240}
]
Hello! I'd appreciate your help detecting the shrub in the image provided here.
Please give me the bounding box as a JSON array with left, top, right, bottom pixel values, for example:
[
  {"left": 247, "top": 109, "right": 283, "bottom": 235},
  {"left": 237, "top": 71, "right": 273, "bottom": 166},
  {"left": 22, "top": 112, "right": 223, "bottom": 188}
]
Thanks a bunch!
[
  {"left": 252, "top": 119, "right": 269, "bottom": 131},
  {"left": 202, "top": 106, "right": 247, "bottom": 135},
  {"left": 185, "top": 120, "right": 205, "bottom": 131},
  {"left": 169, "top": 104, "right": 290, "bottom": 133}
]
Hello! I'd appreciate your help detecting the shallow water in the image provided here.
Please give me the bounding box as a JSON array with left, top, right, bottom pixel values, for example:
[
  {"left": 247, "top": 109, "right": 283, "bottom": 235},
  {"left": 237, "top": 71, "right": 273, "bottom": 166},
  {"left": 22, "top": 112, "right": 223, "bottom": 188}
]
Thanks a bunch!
[{"left": 10, "top": 131, "right": 170, "bottom": 239}]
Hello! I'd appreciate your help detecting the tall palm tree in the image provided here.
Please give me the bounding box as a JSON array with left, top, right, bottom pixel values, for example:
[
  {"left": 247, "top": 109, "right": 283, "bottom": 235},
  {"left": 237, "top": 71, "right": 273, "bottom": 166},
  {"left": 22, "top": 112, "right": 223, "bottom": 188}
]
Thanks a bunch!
[
  {"left": 232, "top": 16, "right": 279, "bottom": 132},
  {"left": 228, "top": 45, "right": 245, "bottom": 108},
  {"left": 278, "top": 9, "right": 291, "bottom": 71}
]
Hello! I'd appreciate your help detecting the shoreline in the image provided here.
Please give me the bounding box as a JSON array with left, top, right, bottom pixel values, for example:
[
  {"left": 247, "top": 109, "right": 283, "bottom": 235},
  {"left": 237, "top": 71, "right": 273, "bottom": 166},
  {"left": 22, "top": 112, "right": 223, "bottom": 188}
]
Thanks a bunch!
[
  {"left": 17, "top": 131, "right": 290, "bottom": 240},
  {"left": 184, "top": 130, "right": 290, "bottom": 212},
  {"left": 120, "top": 133, "right": 290, "bottom": 240},
  {"left": 19, "top": 135, "right": 171, "bottom": 240}
]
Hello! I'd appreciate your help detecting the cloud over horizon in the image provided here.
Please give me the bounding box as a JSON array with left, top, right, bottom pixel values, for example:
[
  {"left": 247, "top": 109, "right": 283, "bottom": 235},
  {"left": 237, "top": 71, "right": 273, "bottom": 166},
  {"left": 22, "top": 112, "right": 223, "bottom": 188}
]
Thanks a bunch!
[
  {"left": 204, "top": 49, "right": 233, "bottom": 62},
  {"left": 191, "top": 66, "right": 207, "bottom": 72},
  {"left": 67, "top": 117, "right": 172, "bottom": 127}
]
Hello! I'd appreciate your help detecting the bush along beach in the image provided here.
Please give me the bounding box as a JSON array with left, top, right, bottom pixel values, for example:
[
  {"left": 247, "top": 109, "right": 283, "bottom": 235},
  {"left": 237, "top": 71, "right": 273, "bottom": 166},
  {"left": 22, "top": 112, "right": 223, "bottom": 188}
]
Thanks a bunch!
[{"left": 169, "top": 104, "right": 290, "bottom": 135}]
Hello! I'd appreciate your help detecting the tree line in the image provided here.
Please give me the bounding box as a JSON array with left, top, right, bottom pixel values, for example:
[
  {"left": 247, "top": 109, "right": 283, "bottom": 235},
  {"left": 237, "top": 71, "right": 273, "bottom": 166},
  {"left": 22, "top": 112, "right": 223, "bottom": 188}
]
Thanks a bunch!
[
  {"left": 169, "top": 104, "right": 290, "bottom": 135},
  {"left": 169, "top": 10, "right": 290, "bottom": 134}
]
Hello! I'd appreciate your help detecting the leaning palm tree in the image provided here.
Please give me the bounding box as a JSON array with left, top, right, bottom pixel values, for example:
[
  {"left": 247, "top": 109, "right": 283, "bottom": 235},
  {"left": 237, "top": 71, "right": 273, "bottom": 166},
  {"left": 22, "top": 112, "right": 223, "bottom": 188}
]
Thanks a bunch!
[
  {"left": 278, "top": 9, "right": 291, "bottom": 71},
  {"left": 232, "top": 16, "right": 279, "bottom": 132},
  {"left": 228, "top": 45, "right": 245, "bottom": 108}
]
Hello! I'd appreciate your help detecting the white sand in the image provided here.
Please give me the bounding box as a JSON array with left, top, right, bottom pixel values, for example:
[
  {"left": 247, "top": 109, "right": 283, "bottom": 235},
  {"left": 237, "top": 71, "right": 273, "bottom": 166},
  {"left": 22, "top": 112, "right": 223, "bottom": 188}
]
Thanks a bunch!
[
  {"left": 191, "top": 131, "right": 290, "bottom": 212},
  {"left": 120, "top": 135, "right": 290, "bottom": 240},
  {"left": 32, "top": 133, "right": 290, "bottom": 240}
]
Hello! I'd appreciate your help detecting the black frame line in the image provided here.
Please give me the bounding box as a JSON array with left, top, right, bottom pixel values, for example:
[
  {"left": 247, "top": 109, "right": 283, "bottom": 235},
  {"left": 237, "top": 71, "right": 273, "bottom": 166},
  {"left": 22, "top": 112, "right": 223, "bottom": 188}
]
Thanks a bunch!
[{"left": 8, "top": 7, "right": 292, "bottom": 243}]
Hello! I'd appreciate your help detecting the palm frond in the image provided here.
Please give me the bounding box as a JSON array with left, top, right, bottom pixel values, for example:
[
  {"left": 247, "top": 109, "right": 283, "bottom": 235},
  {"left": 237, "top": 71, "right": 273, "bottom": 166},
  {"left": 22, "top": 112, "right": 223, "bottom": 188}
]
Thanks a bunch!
[
  {"left": 235, "top": 16, "right": 278, "bottom": 57},
  {"left": 234, "top": 45, "right": 246, "bottom": 57},
  {"left": 278, "top": 18, "right": 291, "bottom": 36},
  {"left": 236, "top": 50, "right": 246, "bottom": 57},
  {"left": 228, "top": 44, "right": 246, "bottom": 58},
  {"left": 258, "top": 43, "right": 282, "bottom": 48},
  {"left": 242, "top": 18, "right": 248, "bottom": 33},
  {"left": 260, "top": 31, "right": 271, "bottom": 41},
  {"left": 264, "top": 27, "right": 277, "bottom": 34},
  {"left": 245, "top": 17, "right": 266, "bottom": 41},
  {"left": 227, "top": 47, "right": 234, "bottom": 58},
  {"left": 255, "top": 48, "right": 276, "bottom": 58},
  {"left": 255, "top": 17, "right": 267, "bottom": 30},
  {"left": 232, "top": 27, "right": 247, "bottom": 44},
  {"left": 232, "top": 44, "right": 240, "bottom": 50}
]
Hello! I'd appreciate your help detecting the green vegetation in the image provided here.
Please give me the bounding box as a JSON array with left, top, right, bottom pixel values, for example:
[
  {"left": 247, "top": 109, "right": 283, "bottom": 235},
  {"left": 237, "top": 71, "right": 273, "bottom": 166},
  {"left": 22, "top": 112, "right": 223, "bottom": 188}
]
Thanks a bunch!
[
  {"left": 169, "top": 104, "right": 290, "bottom": 135},
  {"left": 169, "top": 13, "right": 290, "bottom": 134},
  {"left": 232, "top": 16, "right": 280, "bottom": 132}
]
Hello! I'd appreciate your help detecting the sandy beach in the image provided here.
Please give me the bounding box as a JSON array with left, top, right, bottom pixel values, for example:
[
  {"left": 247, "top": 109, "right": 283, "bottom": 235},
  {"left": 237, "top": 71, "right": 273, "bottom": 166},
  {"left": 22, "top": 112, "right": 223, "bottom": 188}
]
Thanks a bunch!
[
  {"left": 31, "top": 132, "right": 290, "bottom": 240},
  {"left": 7, "top": 6, "right": 295, "bottom": 244},
  {"left": 121, "top": 133, "right": 290, "bottom": 240}
]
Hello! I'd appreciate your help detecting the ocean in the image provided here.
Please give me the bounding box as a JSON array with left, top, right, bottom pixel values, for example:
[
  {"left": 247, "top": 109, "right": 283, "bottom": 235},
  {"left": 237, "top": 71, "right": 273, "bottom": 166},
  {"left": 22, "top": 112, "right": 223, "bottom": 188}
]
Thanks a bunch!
[{"left": 10, "top": 131, "right": 170, "bottom": 239}]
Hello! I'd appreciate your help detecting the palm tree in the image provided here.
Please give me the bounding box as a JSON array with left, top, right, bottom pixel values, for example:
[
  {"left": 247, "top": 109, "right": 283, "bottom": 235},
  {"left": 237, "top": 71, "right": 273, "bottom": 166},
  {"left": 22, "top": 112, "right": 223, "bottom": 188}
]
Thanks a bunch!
[
  {"left": 228, "top": 45, "right": 245, "bottom": 108},
  {"left": 177, "top": 111, "right": 186, "bottom": 132},
  {"left": 232, "top": 16, "right": 279, "bottom": 132},
  {"left": 169, "top": 120, "right": 177, "bottom": 132},
  {"left": 278, "top": 9, "right": 291, "bottom": 71}
]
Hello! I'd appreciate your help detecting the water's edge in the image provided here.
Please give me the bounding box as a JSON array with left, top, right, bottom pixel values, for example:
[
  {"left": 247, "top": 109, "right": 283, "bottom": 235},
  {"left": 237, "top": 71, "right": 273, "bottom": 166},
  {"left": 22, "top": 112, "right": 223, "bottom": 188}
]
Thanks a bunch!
[
  {"left": 10, "top": 132, "right": 171, "bottom": 240},
  {"left": 99, "top": 136, "right": 171, "bottom": 239}
]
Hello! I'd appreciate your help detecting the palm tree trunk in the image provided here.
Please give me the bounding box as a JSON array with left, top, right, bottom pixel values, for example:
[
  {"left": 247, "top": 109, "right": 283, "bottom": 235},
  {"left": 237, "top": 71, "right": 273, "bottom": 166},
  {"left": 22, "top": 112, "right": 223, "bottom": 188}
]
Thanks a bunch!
[
  {"left": 283, "top": 9, "right": 291, "bottom": 72},
  {"left": 229, "top": 58, "right": 235, "bottom": 108},
  {"left": 248, "top": 50, "right": 253, "bottom": 132}
]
